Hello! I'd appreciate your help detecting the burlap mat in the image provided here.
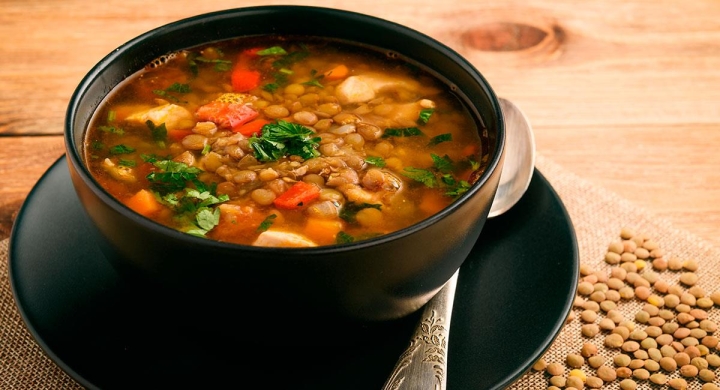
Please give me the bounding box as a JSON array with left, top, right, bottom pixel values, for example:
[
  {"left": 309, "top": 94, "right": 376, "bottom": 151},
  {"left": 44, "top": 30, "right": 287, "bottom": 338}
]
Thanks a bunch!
[{"left": 1, "top": 154, "right": 718, "bottom": 389}]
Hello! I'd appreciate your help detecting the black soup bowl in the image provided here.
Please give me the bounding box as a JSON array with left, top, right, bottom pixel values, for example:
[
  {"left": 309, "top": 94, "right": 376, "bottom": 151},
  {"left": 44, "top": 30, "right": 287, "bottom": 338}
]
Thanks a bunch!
[{"left": 64, "top": 6, "right": 505, "bottom": 331}]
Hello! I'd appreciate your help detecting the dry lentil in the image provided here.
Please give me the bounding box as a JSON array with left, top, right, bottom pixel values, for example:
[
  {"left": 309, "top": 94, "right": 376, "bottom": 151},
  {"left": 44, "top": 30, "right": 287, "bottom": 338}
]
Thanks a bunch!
[
  {"left": 660, "top": 356, "right": 678, "bottom": 371},
  {"left": 612, "top": 327, "right": 630, "bottom": 341},
  {"left": 682, "top": 259, "right": 699, "bottom": 271},
  {"left": 566, "top": 354, "right": 584, "bottom": 368},
  {"left": 702, "top": 383, "right": 720, "bottom": 390},
  {"left": 702, "top": 335, "right": 719, "bottom": 348},
  {"left": 674, "top": 352, "right": 691, "bottom": 366},
  {"left": 632, "top": 368, "right": 649, "bottom": 380},
  {"left": 648, "top": 348, "right": 663, "bottom": 362},
  {"left": 667, "top": 258, "right": 683, "bottom": 271},
  {"left": 707, "top": 354, "right": 720, "bottom": 367},
  {"left": 618, "top": 286, "right": 635, "bottom": 299},
  {"left": 640, "top": 338, "right": 657, "bottom": 350},
  {"left": 566, "top": 376, "right": 584, "bottom": 389},
  {"left": 663, "top": 322, "right": 680, "bottom": 334},
  {"left": 599, "top": 318, "right": 615, "bottom": 331},
  {"left": 549, "top": 375, "right": 566, "bottom": 387},
  {"left": 616, "top": 366, "right": 632, "bottom": 378},
  {"left": 649, "top": 372, "right": 667, "bottom": 385},
  {"left": 660, "top": 345, "right": 676, "bottom": 358},
  {"left": 699, "top": 368, "right": 715, "bottom": 382},
  {"left": 697, "top": 297, "right": 714, "bottom": 309},
  {"left": 619, "top": 321, "right": 636, "bottom": 331},
  {"left": 668, "top": 378, "right": 688, "bottom": 390},
  {"left": 605, "top": 252, "right": 621, "bottom": 264},
  {"left": 578, "top": 282, "right": 594, "bottom": 295},
  {"left": 599, "top": 300, "right": 616, "bottom": 312},
  {"left": 581, "top": 324, "right": 600, "bottom": 338},
  {"left": 654, "top": 279, "right": 670, "bottom": 293},
  {"left": 685, "top": 345, "right": 701, "bottom": 359},
  {"left": 532, "top": 358, "right": 547, "bottom": 371},
  {"left": 647, "top": 294, "right": 665, "bottom": 307},
  {"left": 679, "top": 364, "right": 698, "bottom": 377},
  {"left": 621, "top": 341, "right": 640, "bottom": 353},
  {"left": 597, "top": 365, "right": 616, "bottom": 381},
  {"left": 588, "top": 355, "right": 605, "bottom": 368},
  {"left": 614, "top": 354, "right": 632, "bottom": 367},
  {"left": 692, "top": 357, "right": 709, "bottom": 370},
  {"left": 568, "top": 369, "right": 586, "bottom": 382},
  {"left": 628, "top": 359, "right": 645, "bottom": 369},
  {"left": 634, "top": 310, "right": 650, "bottom": 323},
  {"left": 585, "top": 376, "right": 603, "bottom": 389},
  {"left": 547, "top": 362, "right": 564, "bottom": 376},
  {"left": 699, "top": 319, "right": 718, "bottom": 332},
  {"left": 679, "top": 272, "right": 699, "bottom": 286},
  {"left": 583, "top": 301, "right": 600, "bottom": 312},
  {"left": 652, "top": 258, "right": 668, "bottom": 271},
  {"left": 619, "top": 378, "right": 637, "bottom": 390},
  {"left": 656, "top": 334, "right": 674, "bottom": 346},
  {"left": 658, "top": 309, "right": 676, "bottom": 320},
  {"left": 711, "top": 291, "right": 720, "bottom": 305},
  {"left": 644, "top": 359, "right": 660, "bottom": 371},
  {"left": 633, "top": 350, "right": 649, "bottom": 360}
]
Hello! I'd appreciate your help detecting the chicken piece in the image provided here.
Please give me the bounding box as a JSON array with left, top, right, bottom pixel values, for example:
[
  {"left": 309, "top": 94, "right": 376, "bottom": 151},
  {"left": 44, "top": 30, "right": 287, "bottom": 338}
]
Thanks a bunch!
[
  {"left": 335, "top": 73, "right": 422, "bottom": 104},
  {"left": 101, "top": 158, "right": 136, "bottom": 183},
  {"left": 252, "top": 230, "right": 318, "bottom": 248},
  {"left": 125, "top": 103, "right": 195, "bottom": 131}
]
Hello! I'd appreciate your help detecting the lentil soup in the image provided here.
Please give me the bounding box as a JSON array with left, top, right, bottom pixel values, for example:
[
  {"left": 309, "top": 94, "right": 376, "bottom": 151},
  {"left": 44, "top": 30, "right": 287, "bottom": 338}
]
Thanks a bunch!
[{"left": 84, "top": 36, "right": 489, "bottom": 247}]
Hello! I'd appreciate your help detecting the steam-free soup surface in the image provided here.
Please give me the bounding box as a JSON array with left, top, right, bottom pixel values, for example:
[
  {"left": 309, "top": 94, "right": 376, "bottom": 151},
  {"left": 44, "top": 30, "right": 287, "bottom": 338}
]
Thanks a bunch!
[{"left": 85, "top": 36, "right": 488, "bottom": 247}]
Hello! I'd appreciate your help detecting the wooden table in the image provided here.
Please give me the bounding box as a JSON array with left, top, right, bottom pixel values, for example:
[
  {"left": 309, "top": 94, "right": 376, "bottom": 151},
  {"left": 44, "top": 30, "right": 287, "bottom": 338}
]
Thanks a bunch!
[{"left": 2, "top": 0, "right": 719, "bottom": 248}]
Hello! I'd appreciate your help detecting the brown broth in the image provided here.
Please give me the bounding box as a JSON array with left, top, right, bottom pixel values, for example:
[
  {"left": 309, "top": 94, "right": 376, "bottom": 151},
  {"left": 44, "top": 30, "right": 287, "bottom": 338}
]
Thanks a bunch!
[{"left": 84, "top": 36, "right": 488, "bottom": 247}]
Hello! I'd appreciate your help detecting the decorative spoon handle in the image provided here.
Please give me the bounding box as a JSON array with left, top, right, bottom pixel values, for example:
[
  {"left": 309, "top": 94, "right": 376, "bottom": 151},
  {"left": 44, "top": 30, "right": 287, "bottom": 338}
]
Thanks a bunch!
[{"left": 382, "top": 270, "right": 459, "bottom": 390}]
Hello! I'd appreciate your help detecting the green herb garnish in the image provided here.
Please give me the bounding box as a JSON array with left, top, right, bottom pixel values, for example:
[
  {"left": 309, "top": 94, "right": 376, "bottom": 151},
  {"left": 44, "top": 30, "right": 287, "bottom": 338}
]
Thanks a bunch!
[
  {"left": 109, "top": 144, "right": 135, "bottom": 155},
  {"left": 302, "top": 69, "right": 324, "bottom": 88},
  {"left": 153, "top": 82, "right": 191, "bottom": 103},
  {"left": 99, "top": 125, "right": 125, "bottom": 135},
  {"left": 146, "top": 160, "right": 204, "bottom": 194},
  {"left": 418, "top": 108, "right": 434, "bottom": 125},
  {"left": 248, "top": 120, "right": 321, "bottom": 161},
  {"left": 365, "top": 156, "right": 386, "bottom": 168},
  {"left": 402, "top": 167, "right": 437, "bottom": 188},
  {"left": 428, "top": 133, "right": 452, "bottom": 146},
  {"left": 402, "top": 153, "right": 473, "bottom": 197},
  {"left": 382, "top": 127, "right": 424, "bottom": 138},
  {"left": 257, "top": 46, "right": 288, "bottom": 56},
  {"left": 431, "top": 154, "right": 454, "bottom": 173},
  {"left": 257, "top": 214, "right": 278, "bottom": 232},
  {"left": 145, "top": 121, "right": 167, "bottom": 142},
  {"left": 118, "top": 159, "right": 136, "bottom": 167},
  {"left": 336, "top": 231, "right": 355, "bottom": 244}
]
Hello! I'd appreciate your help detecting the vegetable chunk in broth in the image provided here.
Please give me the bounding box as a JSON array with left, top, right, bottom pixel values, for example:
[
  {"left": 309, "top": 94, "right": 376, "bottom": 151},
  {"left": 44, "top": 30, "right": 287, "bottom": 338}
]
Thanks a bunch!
[{"left": 84, "top": 36, "right": 489, "bottom": 247}]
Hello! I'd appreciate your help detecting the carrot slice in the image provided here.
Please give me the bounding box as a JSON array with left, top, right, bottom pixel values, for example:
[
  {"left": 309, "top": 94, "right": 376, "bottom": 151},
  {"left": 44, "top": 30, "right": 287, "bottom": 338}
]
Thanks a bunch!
[
  {"left": 304, "top": 218, "right": 344, "bottom": 244},
  {"left": 273, "top": 181, "right": 320, "bottom": 210},
  {"left": 233, "top": 118, "right": 270, "bottom": 136},
  {"left": 323, "top": 64, "right": 349, "bottom": 81},
  {"left": 125, "top": 189, "right": 163, "bottom": 217},
  {"left": 231, "top": 68, "right": 261, "bottom": 92}
]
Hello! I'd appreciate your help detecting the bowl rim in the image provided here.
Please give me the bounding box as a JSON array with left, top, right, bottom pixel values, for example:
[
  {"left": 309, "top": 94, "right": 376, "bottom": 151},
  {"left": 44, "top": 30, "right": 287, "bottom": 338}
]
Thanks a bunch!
[{"left": 64, "top": 5, "right": 506, "bottom": 255}]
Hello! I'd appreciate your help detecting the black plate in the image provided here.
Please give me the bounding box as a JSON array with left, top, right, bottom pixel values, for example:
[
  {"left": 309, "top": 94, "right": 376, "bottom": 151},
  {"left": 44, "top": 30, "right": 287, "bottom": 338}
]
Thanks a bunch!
[{"left": 9, "top": 156, "right": 578, "bottom": 390}]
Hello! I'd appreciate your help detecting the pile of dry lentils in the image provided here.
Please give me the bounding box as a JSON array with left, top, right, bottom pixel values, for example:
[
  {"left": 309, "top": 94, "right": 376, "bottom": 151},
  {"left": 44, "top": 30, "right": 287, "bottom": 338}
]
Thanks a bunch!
[{"left": 532, "top": 228, "right": 720, "bottom": 390}]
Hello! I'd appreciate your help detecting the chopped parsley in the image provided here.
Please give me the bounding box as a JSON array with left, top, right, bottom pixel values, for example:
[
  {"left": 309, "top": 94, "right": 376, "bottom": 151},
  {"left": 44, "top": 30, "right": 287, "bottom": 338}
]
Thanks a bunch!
[
  {"left": 153, "top": 82, "right": 191, "bottom": 103},
  {"left": 428, "top": 133, "right": 452, "bottom": 146},
  {"left": 145, "top": 121, "right": 167, "bottom": 142},
  {"left": 91, "top": 140, "right": 105, "bottom": 150},
  {"left": 382, "top": 127, "right": 424, "bottom": 138},
  {"left": 109, "top": 144, "right": 135, "bottom": 155},
  {"left": 156, "top": 183, "right": 229, "bottom": 238},
  {"left": 302, "top": 69, "right": 324, "bottom": 88},
  {"left": 336, "top": 231, "right": 355, "bottom": 244},
  {"left": 365, "top": 156, "right": 386, "bottom": 168},
  {"left": 248, "top": 120, "right": 321, "bottom": 161},
  {"left": 418, "top": 108, "right": 434, "bottom": 124},
  {"left": 256, "top": 214, "right": 278, "bottom": 232},
  {"left": 257, "top": 46, "right": 288, "bottom": 56},
  {"left": 118, "top": 159, "right": 136, "bottom": 167},
  {"left": 402, "top": 153, "right": 473, "bottom": 197},
  {"left": 188, "top": 52, "right": 232, "bottom": 75},
  {"left": 99, "top": 125, "right": 125, "bottom": 135},
  {"left": 146, "top": 160, "right": 204, "bottom": 194}
]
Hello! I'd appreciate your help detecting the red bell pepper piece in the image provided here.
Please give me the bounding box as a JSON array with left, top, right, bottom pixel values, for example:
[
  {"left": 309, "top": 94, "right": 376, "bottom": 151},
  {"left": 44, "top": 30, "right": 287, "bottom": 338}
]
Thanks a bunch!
[
  {"left": 233, "top": 118, "right": 270, "bottom": 136},
  {"left": 273, "top": 181, "right": 321, "bottom": 210},
  {"left": 196, "top": 101, "right": 259, "bottom": 129}
]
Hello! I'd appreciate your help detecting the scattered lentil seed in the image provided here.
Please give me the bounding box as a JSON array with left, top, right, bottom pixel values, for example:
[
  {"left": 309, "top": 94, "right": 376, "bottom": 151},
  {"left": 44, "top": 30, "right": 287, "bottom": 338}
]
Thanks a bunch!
[
  {"left": 667, "top": 258, "right": 683, "bottom": 271},
  {"left": 648, "top": 348, "right": 663, "bottom": 362},
  {"left": 699, "top": 368, "right": 715, "bottom": 382},
  {"left": 652, "top": 258, "right": 668, "bottom": 271},
  {"left": 581, "top": 324, "right": 600, "bottom": 338},
  {"left": 654, "top": 279, "right": 670, "bottom": 293},
  {"left": 688, "top": 285, "right": 706, "bottom": 298},
  {"left": 616, "top": 367, "right": 632, "bottom": 378},
  {"left": 697, "top": 297, "right": 714, "bottom": 309},
  {"left": 660, "top": 345, "right": 676, "bottom": 358},
  {"left": 649, "top": 372, "right": 667, "bottom": 385},
  {"left": 532, "top": 358, "right": 547, "bottom": 371},
  {"left": 692, "top": 357, "right": 709, "bottom": 370},
  {"left": 628, "top": 359, "right": 645, "bottom": 369},
  {"left": 679, "top": 272, "right": 699, "bottom": 286},
  {"left": 702, "top": 335, "right": 719, "bottom": 348},
  {"left": 660, "top": 356, "right": 678, "bottom": 371},
  {"left": 679, "top": 364, "right": 698, "bottom": 377},
  {"left": 599, "top": 318, "right": 615, "bottom": 331},
  {"left": 682, "top": 259, "right": 699, "bottom": 271},
  {"left": 621, "top": 340, "right": 640, "bottom": 353},
  {"left": 549, "top": 375, "right": 566, "bottom": 387},
  {"left": 685, "top": 346, "right": 701, "bottom": 359},
  {"left": 606, "top": 333, "right": 625, "bottom": 348},
  {"left": 668, "top": 378, "right": 688, "bottom": 390},
  {"left": 702, "top": 383, "right": 720, "bottom": 390},
  {"left": 577, "top": 282, "right": 594, "bottom": 295},
  {"left": 566, "top": 354, "right": 584, "bottom": 368},
  {"left": 710, "top": 291, "right": 720, "bottom": 305},
  {"left": 597, "top": 365, "right": 616, "bottom": 381},
  {"left": 588, "top": 355, "right": 605, "bottom": 368},
  {"left": 633, "top": 350, "right": 649, "bottom": 360},
  {"left": 583, "top": 301, "right": 600, "bottom": 312},
  {"left": 644, "top": 359, "right": 660, "bottom": 371},
  {"left": 547, "top": 362, "right": 564, "bottom": 376},
  {"left": 619, "top": 378, "right": 637, "bottom": 390},
  {"left": 566, "top": 376, "right": 584, "bottom": 389},
  {"left": 585, "top": 376, "right": 603, "bottom": 389},
  {"left": 614, "top": 354, "right": 632, "bottom": 367},
  {"left": 707, "top": 354, "right": 720, "bottom": 367},
  {"left": 674, "top": 352, "right": 691, "bottom": 367},
  {"left": 612, "top": 326, "right": 630, "bottom": 341},
  {"left": 699, "top": 319, "right": 718, "bottom": 332},
  {"left": 632, "top": 368, "right": 649, "bottom": 380}
]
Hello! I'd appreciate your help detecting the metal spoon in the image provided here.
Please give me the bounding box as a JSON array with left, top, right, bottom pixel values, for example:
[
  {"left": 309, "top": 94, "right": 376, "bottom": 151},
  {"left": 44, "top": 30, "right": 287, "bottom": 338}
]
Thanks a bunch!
[{"left": 382, "top": 97, "right": 536, "bottom": 390}]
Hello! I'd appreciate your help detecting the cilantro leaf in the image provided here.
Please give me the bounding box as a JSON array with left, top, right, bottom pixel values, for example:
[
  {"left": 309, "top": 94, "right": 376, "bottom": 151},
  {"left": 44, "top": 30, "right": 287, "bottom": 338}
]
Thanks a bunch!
[
  {"left": 249, "top": 120, "right": 320, "bottom": 161},
  {"left": 418, "top": 108, "right": 434, "bottom": 124},
  {"left": 431, "top": 154, "right": 454, "bottom": 173},
  {"left": 365, "top": 156, "right": 386, "bottom": 168},
  {"left": 428, "top": 133, "right": 452, "bottom": 146},
  {"left": 257, "top": 214, "right": 278, "bottom": 232},
  {"left": 99, "top": 125, "right": 125, "bottom": 135},
  {"left": 336, "top": 231, "right": 355, "bottom": 244},
  {"left": 145, "top": 121, "right": 167, "bottom": 142},
  {"left": 109, "top": 144, "right": 135, "bottom": 155},
  {"left": 402, "top": 167, "right": 437, "bottom": 188},
  {"left": 257, "top": 46, "right": 288, "bottom": 56},
  {"left": 118, "top": 159, "right": 136, "bottom": 167},
  {"left": 146, "top": 160, "right": 203, "bottom": 194},
  {"left": 382, "top": 127, "right": 424, "bottom": 138}
]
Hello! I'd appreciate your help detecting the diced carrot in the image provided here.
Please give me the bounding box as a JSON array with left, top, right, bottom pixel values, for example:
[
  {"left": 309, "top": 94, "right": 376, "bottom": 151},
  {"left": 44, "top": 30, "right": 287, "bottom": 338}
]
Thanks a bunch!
[
  {"left": 273, "top": 181, "right": 321, "bottom": 210},
  {"left": 196, "top": 101, "right": 259, "bottom": 129},
  {"left": 304, "top": 218, "right": 344, "bottom": 245},
  {"left": 231, "top": 68, "right": 261, "bottom": 92},
  {"left": 125, "top": 189, "right": 163, "bottom": 217},
  {"left": 419, "top": 190, "right": 448, "bottom": 215},
  {"left": 233, "top": 118, "right": 270, "bottom": 136},
  {"left": 323, "top": 64, "right": 349, "bottom": 81},
  {"left": 167, "top": 128, "right": 193, "bottom": 142}
]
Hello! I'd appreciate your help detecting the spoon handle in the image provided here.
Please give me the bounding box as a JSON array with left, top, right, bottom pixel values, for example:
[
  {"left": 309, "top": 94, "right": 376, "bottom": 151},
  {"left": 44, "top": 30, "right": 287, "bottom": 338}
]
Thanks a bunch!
[{"left": 382, "top": 270, "right": 459, "bottom": 390}]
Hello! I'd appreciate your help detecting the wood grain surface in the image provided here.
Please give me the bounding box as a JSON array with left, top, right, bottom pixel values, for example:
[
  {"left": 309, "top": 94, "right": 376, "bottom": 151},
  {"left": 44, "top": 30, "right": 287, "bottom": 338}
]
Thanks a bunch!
[{"left": 1, "top": 0, "right": 719, "bottom": 247}]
